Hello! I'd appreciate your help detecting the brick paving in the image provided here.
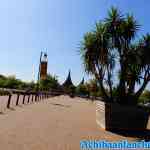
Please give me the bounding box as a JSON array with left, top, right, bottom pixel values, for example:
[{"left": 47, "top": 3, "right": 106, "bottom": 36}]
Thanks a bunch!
[{"left": 0, "top": 95, "right": 136, "bottom": 150}]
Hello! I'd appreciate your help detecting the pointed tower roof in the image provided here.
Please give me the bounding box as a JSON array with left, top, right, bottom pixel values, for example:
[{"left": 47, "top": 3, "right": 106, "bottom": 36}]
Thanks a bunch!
[
  {"left": 62, "top": 70, "right": 74, "bottom": 87},
  {"left": 79, "top": 77, "right": 84, "bottom": 86}
]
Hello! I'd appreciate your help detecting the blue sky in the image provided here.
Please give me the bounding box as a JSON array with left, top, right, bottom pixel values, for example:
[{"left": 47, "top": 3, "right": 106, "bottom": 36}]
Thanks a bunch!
[{"left": 0, "top": 0, "right": 150, "bottom": 88}]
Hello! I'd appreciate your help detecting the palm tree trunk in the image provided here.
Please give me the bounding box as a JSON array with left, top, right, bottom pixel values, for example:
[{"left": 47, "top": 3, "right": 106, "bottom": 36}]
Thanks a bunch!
[
  {"left": 135, "top": 80, "right": 148, "bottom": 100},
  {"left": 98, "top": 80, "right": 110, "bottom": 102},
  {"left": 128, "top": 80, "right": 136, "bottom": 94},
  {"left": 118, "top": 62, "right": 126, "bottom": 103}
]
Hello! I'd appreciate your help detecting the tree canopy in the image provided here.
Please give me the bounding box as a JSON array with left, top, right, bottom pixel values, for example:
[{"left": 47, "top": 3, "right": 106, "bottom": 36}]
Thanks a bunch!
[
  {"left": 39, "top": 74, "right": 60, "bottom": 91},
  {"left": 80, "top": 7, "right": 150, "bottom": 105},
  {"left": 0, "top": 75, "right": 36, "bottom": 90}
]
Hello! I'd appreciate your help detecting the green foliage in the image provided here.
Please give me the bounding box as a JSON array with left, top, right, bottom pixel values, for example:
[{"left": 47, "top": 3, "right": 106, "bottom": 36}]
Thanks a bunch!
[
  {"left": 63, "top": 85, "right": 76, "bottom": 94},
  {"left": 76, "top": 84, "right": 89, "bottom": 96},
  {"left": 4, "top": 76, "right": 22, "bottom": 89},
  {"left": 39, "top": 74, "right": 60, "bottom": 91},
  {"left": 0, "top": 75, "right": 22, "bottom": 89},
  {"left": 0, "top": 74, "right": 37, "bottom": 90},
  {"left": 0, "top": 73, "right": 61, "bottom": 92},
  {"left": 80, "top": 7, "right": 150, "bottom": 104},
  {"left": 85, "top": 79, "right": 103, "bottom": 97},
  {"left": 112, "top": 87, "right": 119, "bottom": 98},
  {"left": 0, "top": 90, "right": 9, "bottom": 96},
  {"left": 68, "top": 85, "right": 76, "bottom": 94},
  {"left": 138, "top": 90, "right": 150, "bottom": 104}
]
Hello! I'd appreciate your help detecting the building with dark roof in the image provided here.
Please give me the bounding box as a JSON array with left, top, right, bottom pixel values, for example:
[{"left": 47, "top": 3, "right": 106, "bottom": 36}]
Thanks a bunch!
[{"left": 62, "top": 70, "right": 74, "bottom": 88}]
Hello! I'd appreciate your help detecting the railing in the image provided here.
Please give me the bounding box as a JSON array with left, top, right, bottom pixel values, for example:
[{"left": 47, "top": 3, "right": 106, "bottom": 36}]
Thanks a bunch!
[
  {"left": 0, "top": 88, "right": 104, "bottom": 112},
  {"left": 0, "top": 88, "right": 63, "bottom": 110}
]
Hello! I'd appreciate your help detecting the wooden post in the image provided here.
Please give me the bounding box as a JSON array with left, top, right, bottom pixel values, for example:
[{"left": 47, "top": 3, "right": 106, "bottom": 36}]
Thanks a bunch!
[
  {"left": 22, "top": 94, "right": 26, "bottom": 104},
  {"left": 31, "top": 94, "right": 34, "bottom": 102},
  {"left": 7, "top": 94, "right": 12, "bottom": 109},
  {"left": 37, "top": 94, "right": 39, "bottom": 101},
  {"left": 35, "top": 95, "right": 37, "bottom": 102},
  {"left": 35, "top": 95, "right": 36, "bottom": 102},
  {"left": 16, "top": 94, "right": 20, "bottom": 106},
  {"left": 27, "top": 95, "right": 30, "bottom": 103}
]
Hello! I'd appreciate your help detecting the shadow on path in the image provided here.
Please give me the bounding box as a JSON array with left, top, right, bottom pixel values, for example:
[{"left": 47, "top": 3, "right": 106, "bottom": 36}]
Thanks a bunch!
[
  {"left": 109, "top": 129, "right": 150, "bottom": 141},
  {"left": 0, "top": 111, "right": 5, "bottom": 115},
  {"left": 8, "top": 107, "right": 16, "bottom": 111},
  {"left": 49, "top": 103, "right": 71, "bottom": 108}
]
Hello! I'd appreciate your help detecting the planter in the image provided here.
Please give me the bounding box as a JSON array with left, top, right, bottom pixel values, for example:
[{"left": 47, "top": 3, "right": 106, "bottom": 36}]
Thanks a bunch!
[{"left": 96, "top": 100, "right": 150, "bottom": 131}]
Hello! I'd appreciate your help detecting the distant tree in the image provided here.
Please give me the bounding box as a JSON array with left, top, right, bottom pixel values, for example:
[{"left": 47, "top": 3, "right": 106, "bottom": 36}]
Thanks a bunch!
[
  {"left": 4, "top": 76, "right": 21, "bottom": 89},
  {"left": 76, "top": 84, "right": 88, "bottom": 96},
  {"left": 0, "top": 74, "right": 36, "bottom": 90},
  {"left": 0, "top": 73, "right": 61, "bottom": 92},
  {"left": 85, "top": 79, "right": 103, "bottom": 97},
  {"left": 68, "top": 85, "right": 76, "bottom": 97},
  {"left": 0, "top": 74, "right": 6, "bottom": 80},
  {"left": 39, "top": 74, "right": 60, "bottom": 91}
]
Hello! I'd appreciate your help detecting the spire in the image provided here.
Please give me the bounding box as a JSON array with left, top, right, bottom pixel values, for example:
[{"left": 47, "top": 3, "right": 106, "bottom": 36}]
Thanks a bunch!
[
  {"left": 62, "top": 70, "right": 74, "bottom": 87},
  {"left": 80, "top": 77, "right": 84, "bottom": 85}
]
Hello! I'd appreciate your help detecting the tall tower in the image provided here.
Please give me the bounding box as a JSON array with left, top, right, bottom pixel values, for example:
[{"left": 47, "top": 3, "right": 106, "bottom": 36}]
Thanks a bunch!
[{"left": 39, "top": 52, "right": 48, "bottom": 80}]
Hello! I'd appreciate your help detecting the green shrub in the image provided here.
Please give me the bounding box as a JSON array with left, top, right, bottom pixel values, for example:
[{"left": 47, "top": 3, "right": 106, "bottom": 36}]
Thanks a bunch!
[
  {"left": 138, "top": 90, "right": 150, "bottom": 104},
  {"left": 76, "top": 85, "right": 89, "bottom": 96},
  {"left": 39, "top": 74, "right": 60, "bottom": 91}
]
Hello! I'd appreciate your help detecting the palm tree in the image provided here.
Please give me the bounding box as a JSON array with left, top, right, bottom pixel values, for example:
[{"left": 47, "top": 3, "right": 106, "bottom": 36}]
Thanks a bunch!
[{"left": 80, "top": 7, "right": 150, "bottom": 105}]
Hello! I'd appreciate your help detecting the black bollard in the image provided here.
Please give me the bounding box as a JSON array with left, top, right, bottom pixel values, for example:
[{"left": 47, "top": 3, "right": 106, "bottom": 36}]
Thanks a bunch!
[
  {"left": 27, "top": 95, "right": 30, "bottom": 103},
  {"left": 16, "top": 94, "right": 20, "bottom": 106},
  {"left": 35, "top": 95, "right": 37, "bottom": 102},
  {"left": 7, "top": 94, "right": 12, "bottom": 109},
  {"left": 36, "top": 94, "right": 39, "bottom": 102},
  {"left": 31, "top": 94, "right": 34, "bottom": 102},
  {"left": 22, "top": 94, "right": 26, "bottom": 104}
]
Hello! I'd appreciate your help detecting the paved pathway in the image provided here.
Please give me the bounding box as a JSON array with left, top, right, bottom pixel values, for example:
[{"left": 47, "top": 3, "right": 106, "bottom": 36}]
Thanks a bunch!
[{"left": 0, "top": 95, "right": 135, "bottom": 150}]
